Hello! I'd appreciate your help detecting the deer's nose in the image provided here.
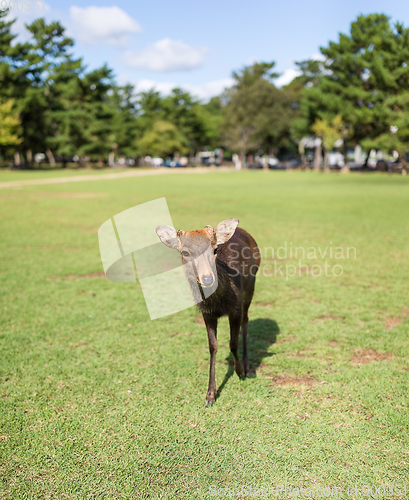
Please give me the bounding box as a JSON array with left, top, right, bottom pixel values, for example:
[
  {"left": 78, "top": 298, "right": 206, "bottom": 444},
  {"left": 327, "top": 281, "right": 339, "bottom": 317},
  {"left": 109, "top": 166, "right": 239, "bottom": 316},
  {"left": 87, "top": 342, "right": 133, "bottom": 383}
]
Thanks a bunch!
[{"left": 201, "top": 275, "right": 214, "bottom": 287}]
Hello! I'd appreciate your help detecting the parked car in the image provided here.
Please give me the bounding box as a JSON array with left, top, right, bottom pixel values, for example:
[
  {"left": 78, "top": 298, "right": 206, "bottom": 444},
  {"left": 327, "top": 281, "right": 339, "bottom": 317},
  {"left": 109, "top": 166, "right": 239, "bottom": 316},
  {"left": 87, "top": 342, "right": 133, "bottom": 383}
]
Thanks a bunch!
[
  {"left": 328, "top": 152, "right": 345, "bottom": 169},
  {"left": 268, "top": 156, "right": 279, "bottom": 167},
  {"left": 152, "top": 157, "right": 164, "bottom": 167},
  {"left": 165, "top": 158, "right": 182, "bottom": 168},
  {"left": 348, "top": 161, "right": 364, "bottom": 171}
]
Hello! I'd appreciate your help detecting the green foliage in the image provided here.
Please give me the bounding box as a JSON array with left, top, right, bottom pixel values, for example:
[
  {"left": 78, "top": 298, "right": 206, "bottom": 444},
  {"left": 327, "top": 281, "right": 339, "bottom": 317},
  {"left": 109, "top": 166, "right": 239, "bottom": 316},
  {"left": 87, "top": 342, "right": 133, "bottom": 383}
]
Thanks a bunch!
[
  {"left": 3, "top": 9, "right": 409, "bottom": 166},
  {"left": 222, "top": 62, "right": 295, "bottom": 160},
  {"left": 197, "top": 96, "right": 223, "bottom": 149},
  {"left": 297, "top": 13, "right": 409, "bottom": 164},
  {"left": 312, "top": 115, "right": 346, "bottom": 151},
  {"left": 137, "top": 120, "right": 188, "bottom": 157},
  {"left": 0, "top": 98, "right": 22, "bottom": 146},
  {"left": 136, "top": 88, "right": 213, "bottom": 156}
]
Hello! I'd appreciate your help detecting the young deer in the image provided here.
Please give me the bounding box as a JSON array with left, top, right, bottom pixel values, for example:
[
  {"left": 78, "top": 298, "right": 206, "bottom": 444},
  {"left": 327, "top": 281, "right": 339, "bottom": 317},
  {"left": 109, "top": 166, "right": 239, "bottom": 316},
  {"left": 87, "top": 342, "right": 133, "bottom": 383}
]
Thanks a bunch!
[{"left": 156, "top": 219, "right": 260, "bottom": 406}]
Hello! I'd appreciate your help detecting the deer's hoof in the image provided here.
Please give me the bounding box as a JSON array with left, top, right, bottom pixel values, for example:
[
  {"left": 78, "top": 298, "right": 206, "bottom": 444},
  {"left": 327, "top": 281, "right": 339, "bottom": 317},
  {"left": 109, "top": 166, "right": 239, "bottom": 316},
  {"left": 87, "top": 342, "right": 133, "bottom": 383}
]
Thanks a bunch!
[{"left": 205, "top": 398, "right": 215, "bottom": 407}]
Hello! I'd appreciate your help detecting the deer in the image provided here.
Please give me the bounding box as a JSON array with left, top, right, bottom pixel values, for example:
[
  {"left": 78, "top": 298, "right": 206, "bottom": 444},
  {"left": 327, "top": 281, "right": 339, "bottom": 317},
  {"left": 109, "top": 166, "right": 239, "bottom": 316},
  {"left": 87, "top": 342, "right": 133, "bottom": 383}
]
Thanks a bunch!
[{"left": 156, "top": 218, "right": 260, "bottom": 406}]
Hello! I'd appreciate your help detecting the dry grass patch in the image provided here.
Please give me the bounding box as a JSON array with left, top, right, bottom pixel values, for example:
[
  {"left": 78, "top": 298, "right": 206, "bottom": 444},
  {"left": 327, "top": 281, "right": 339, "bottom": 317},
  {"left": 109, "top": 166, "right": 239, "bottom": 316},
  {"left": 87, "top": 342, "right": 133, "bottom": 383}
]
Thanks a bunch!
[
  {"left": 277, "top": 335, "right": 297, "bottom": 344},
  {"left": 351, "top": 348, "right": 394, "bottom": 365},
  {"left": 315, "top": 314, "right": 345, "bottom": 321},
  {"left": 266, "top": 374, "right": 318, "bottom": 386},
  {"left": 51, "top": 271, "right": 105, "bottom": 280},
  {"left": 287, "top": 350, "right": 310, "bottom": 358},
  {"left": 383, "top": 309, "right": 409, "bottom": 330},
  {"left": 34, "top": 192, "right": 106, "bottom": 198}
]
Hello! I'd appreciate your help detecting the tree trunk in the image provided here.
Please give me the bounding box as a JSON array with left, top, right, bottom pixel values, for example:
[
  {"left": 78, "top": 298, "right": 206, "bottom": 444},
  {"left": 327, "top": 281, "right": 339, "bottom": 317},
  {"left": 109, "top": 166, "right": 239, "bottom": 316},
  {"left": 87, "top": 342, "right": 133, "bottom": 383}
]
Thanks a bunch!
[
  {"left": 262, "top": 155, "right": 268, "bottom": 170},
  {"left": 108, "top": 151, "right": 115, "bottom": 167},
  {"left": 14, "top": 151, "right": 20, "bottom": 166},
  {"left": 314, "top": 143, "right": 322, "bottom": 171},
  {"left": 26, "top": 149, "right": 33, "bottom": 164},
  {"left": 239, "top": 150, "right": 246, "bottom": 169},
  {"left": 323, "top": 149, "right": 330, "bottom": 173},
  {"left": 398, "top": 150, "right": 408, "bottom": 176},
  {"left": 45, "top": 149, "right": 56, "bottom": 167},
  {"left": 340, "top": 141, "right": 350, "bottom": 173}
]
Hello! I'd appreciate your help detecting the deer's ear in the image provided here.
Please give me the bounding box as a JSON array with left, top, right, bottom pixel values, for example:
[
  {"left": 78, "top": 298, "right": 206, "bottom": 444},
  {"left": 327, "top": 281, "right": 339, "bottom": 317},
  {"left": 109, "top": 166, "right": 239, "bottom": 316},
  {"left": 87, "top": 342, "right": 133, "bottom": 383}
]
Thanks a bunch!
[
  {"left": 156, "top": 225, "right": 179, "bottom": 250},
  {"left": 215, "top": 218, "right": 239, "bottom": 245}
]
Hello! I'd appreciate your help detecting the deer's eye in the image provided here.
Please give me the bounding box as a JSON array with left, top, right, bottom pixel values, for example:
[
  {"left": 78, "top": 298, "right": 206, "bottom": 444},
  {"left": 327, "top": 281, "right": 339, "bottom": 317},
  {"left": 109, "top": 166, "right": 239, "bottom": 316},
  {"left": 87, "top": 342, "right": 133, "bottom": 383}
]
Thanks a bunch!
[
  {"left": 182, "top": 250, "right": 190, "bottom": 257},
  {"left": 214, "top": 248, "right": 218, "bottom": 255}
]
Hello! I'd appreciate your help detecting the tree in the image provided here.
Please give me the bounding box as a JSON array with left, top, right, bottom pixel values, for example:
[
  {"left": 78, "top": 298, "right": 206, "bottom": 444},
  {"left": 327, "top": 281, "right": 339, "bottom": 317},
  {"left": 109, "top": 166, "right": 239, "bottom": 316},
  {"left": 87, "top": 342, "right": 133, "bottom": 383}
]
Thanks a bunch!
[
  {"left": 221, "top": 62, "right": 294, "bottom": 165},
  {"left": 311, "top": 115, "right": 346, "bottom": 171},
  {"left": 161, "top": 88, "right": 206, "bottom": 155},
  {"left": 298, "top": 14, "right": 409, "bottom": 172},
  {"left": 137, "top": 120, "right": 188, "bottom": 158},
  {"left": 197, "top": 96, "right": 223, "bottom": 150},
  {"left": 109, "top": 84, "right": 139, "bottom": 158},
  {"left": 0, "top": 98, "right": 22, "bottom": 147},
  {"left": 18, "top": 18, "right": 79, "bottom": 164}
]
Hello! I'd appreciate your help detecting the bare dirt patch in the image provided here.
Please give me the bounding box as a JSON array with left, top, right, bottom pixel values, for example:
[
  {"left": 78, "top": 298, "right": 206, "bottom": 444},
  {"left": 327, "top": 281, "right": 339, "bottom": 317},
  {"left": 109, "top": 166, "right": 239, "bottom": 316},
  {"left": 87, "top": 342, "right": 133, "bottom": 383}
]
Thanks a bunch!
[
  {"left": 51, "top": 272, "right": 105, "bottom": 280},
  {"left": 277, "top": 335, "right": 297, "bottom": 344},
  {"left": 351, "top": 349, "right": 394, "bottom": 365},
  {"left": 80, "top": 226, "right": 99, "bottom": 234},
  {"left": 288, "top": 347, "right": 311, "bottom": 358},
  {"left": 267, "top": 374, "right": 318, "bottom": 386},
  {"left": 315, "top": 314, "right": 345, "bottom": 321},
  {"left": 195, "top": 316, "right": 205, "bottom": 325},
  {"left": 384, "top": 317, "right": 404, "bottom": 330},
  {"left": 329, "top": 341, "right": 339, "bottom": 348},
  {"left": 0, "top": 192, "right": 106, "bottom": 198},
  {"left": 382, "top": 309, "right": 409, "bottom": 330},
  {"left": 34, "top": 192, "right": 106, "bottom": 198}
]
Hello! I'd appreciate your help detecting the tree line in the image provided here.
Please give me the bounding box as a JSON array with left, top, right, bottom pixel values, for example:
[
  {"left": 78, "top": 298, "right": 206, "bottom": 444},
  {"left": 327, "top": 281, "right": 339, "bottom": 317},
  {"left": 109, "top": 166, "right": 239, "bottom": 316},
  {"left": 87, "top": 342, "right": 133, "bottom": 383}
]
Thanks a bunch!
[{"left": 1, "top": 10, "right": 409, "bottom": 170}]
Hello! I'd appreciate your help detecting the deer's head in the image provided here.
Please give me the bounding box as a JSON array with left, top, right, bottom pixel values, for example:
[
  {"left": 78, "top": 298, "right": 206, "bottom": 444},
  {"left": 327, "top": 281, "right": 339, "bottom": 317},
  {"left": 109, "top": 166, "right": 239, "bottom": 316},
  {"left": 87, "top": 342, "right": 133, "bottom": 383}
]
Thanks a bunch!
[{"left": 156, "top": 218, "right": 238, "bottom": 288}]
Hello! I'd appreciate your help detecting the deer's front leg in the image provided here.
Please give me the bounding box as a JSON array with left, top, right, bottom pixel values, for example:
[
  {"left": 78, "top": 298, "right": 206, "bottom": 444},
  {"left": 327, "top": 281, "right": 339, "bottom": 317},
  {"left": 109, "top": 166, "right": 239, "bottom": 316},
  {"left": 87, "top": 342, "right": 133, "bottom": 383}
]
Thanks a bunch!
[{"left": 203, "top": 314, "right": 218, "bottom": 406}]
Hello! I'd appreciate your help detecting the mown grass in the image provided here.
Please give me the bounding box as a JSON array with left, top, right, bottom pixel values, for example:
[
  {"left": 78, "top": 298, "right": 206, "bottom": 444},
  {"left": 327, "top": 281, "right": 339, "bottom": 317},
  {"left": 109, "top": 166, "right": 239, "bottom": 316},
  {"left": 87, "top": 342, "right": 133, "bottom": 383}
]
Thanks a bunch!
[
  {"left": 0, "top": 170, "right": 408, "bottom": 499},
  {"left": 0, "top": 167, "right": 128, "bottom": 183}
]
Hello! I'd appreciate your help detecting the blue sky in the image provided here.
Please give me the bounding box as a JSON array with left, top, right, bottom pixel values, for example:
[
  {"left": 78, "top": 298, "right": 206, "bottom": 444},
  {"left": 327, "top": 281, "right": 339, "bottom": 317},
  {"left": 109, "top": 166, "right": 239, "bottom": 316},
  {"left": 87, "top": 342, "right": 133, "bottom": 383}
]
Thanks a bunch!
[{"left": 7, "top": 0, "right": 409, "bottom": 100}]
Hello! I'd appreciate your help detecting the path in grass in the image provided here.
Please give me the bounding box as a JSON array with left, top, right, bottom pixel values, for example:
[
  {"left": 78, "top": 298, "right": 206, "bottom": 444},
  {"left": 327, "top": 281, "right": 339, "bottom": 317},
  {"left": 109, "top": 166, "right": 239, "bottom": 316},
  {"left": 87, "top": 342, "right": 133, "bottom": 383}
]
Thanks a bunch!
[{"left": 0, "top": 166, "right": 233, "bottom": 189}]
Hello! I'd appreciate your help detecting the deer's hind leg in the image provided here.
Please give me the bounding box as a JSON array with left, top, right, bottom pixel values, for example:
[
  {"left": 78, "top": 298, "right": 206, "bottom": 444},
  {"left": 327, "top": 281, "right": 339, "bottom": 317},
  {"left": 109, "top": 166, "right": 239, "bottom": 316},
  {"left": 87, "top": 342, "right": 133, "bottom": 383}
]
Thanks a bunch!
[
  {"left": 241, "top": 281, "right": 255, "bottom": 377},
  {"left": 203, "top": 314, "right": 218, "bottom": 406},
  {"left": 229, "top": 314, "right": 244, "bottom": 378}
]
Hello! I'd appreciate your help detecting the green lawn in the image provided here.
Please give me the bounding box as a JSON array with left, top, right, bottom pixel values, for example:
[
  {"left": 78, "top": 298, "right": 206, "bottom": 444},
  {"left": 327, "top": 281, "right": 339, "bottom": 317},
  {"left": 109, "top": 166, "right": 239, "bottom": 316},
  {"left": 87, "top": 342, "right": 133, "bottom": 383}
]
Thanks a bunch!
[
  {"left": 0, "top": 171, "right": 408, "bottom": 499},
  {"left": 0, "top": 167, "right": 129, "bottom": 183}
]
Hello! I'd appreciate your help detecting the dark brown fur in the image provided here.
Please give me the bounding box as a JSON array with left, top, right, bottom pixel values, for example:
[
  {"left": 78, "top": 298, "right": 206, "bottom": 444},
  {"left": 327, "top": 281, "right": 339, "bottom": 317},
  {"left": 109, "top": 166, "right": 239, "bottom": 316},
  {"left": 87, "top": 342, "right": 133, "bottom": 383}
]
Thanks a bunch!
[
  {"left": 196, "top": 227, "right": 260, "bottom": 405},
  {"left": 156, "top": 221, "right": 260, "bottom": 406}
]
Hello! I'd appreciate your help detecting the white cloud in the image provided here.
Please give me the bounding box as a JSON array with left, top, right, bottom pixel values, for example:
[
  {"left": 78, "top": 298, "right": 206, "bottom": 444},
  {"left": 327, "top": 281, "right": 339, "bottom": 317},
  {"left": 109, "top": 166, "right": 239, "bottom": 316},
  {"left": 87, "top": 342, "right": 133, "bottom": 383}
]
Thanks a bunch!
[
  {"left": 185, "top": 78, "right": 234, "bottom": 100},
  {"left": 134, "top": 79, "right": 179, "bottom": 96},
  {"left": 311, "top": 52, "right": 326, "bottom": 61},
  {"left": 122, "top": 77, "right": 233, "bottom": 102},
  {"left": 124, "top": 38, "right": 207, "bottom": 72},
  {"left": 275, "top": 68, "right": 301, "bottom": 87},
  {"left": 69, "top": 6, "right": 141, "bottom": 46}
]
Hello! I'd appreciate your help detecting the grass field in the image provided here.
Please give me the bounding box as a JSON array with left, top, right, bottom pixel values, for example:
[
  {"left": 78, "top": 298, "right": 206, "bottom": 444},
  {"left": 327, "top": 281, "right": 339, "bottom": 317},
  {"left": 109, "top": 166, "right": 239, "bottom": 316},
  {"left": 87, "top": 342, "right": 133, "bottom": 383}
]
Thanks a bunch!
[
  {"left": 0, "top": 170, "right": 408, "bottom": 499},
  {"left": 0, "top": 167, "right": 129, "bottom": 183}
]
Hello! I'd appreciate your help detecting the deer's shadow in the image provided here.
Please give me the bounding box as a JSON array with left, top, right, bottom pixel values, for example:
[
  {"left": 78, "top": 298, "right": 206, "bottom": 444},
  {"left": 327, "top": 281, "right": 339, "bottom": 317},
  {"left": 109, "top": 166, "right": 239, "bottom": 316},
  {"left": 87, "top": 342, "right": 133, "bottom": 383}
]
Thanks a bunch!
[{"left": 216, "top": 318, "right": 279, "bottom": 400}]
